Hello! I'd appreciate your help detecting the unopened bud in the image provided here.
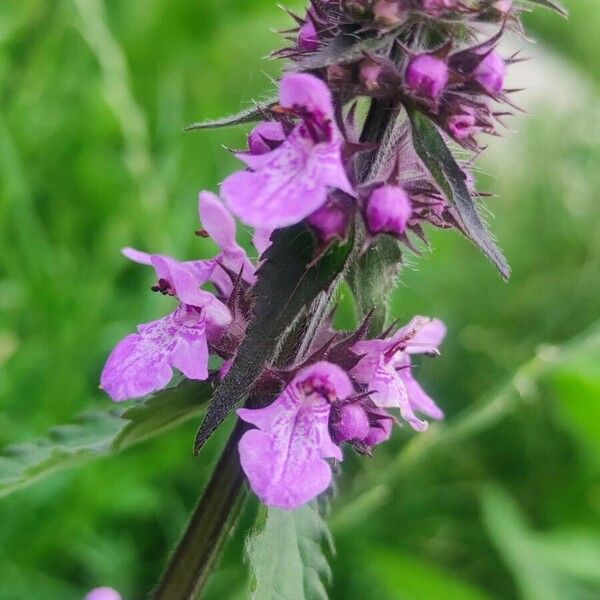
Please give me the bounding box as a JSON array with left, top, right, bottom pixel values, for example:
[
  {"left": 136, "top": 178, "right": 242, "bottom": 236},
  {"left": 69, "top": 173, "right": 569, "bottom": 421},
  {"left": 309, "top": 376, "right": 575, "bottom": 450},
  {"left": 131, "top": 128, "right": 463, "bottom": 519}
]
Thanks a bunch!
[
  {"left": 421, "top": 0, "right": 458, "bottom": 14},
  {"left": 359, "top": 58, "right": 383, "bottom": 92},
  {"left": 307, "top": 202, "right": 348, "bottom": 242},
  {"left": 366, "top": 185, "right": 412, "bottom": 236},
  {"left": 447, "top": 106, "right": 478, "bottom": 140},
  {"left": 343, "top": 0, "right": 373, "bottom": 19},
  {"left": 331, "top": 403, "right": 371, "bottom": 443},
  {"left": 473, "top": 51, "right": 506, "bottom": 94},
  {"left": 406, "top": 54, "right": 449, "bottom": 99},
  {"left": 373, "top": 0, "right": 406, "bottom": 28},
  {"left": 298, "top": 20, "right": 319, "bottom": 52},
  {"left": 327, "top": 64, "right": 352, "bottom": 87},
  {"left": 494, "top": 0, "right": 513, "bottom": 14}
]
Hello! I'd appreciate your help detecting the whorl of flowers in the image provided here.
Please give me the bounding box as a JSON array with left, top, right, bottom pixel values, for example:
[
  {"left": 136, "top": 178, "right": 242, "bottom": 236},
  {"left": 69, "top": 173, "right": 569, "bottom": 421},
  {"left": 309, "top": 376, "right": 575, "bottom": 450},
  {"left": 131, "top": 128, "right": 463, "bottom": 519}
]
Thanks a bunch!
[{"left": 100, "top": 0, "right": 554, "bottom": 509}]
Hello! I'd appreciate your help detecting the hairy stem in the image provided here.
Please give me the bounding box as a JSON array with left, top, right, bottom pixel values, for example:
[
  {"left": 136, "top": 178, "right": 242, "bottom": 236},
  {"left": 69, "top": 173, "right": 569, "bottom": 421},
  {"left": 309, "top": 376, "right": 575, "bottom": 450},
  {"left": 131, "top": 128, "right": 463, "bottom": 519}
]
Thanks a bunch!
[{"left": 152, "top": 421, "right": 247, "bottom": 600}]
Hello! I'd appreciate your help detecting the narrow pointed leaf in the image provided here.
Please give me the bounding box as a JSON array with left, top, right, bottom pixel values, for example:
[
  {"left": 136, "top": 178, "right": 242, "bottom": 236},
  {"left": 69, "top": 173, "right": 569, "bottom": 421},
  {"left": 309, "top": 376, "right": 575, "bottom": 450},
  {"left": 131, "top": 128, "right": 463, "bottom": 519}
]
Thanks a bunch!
[
  {"left": 184, "top": 98, "right": 277, "bottom": 131},
  {"left": 294, "top": 31, "right": 395, "bottom": 71},
  {"left": 525, "top": 0, "right": 568, "bottom": 17},
  {"left": 194, "top": 224, "right": 353, "bottom": 452},
  {"left": 0, "top": 379, "right": 211, "bottom": 498},
  {"left": 246, "top": 503, "right": 334, "bottom": 600},
  {"left": 408, "top": 110, "right": 510, "bottom": 280}
]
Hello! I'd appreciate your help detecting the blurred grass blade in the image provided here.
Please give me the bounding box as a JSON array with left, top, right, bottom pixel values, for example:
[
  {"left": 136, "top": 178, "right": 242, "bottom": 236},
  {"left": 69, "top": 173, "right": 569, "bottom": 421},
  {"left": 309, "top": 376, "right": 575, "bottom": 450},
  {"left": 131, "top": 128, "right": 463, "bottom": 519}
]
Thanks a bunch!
[
  {"left": 370, "top": 549, "right": 494, "bottom": 600},
  {"left": 408, "top": 109, "right": 510, "bottom": 280},
  {"left": 0, "top": 379, "right": 211, "bottom": 499},
  {"left": 482, "top": 486, "right": 600, "bottom": 600},
  {"left": 246, "top": 503, "right": 333, "bottom": 600}
]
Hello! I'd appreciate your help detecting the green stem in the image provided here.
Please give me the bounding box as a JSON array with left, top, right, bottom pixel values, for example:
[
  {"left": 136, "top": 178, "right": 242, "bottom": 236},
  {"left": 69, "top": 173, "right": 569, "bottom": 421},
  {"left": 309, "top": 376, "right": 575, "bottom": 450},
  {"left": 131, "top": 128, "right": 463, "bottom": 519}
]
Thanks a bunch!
[{"left": 151, "top": 421, "right": 247, "bottom": 600}]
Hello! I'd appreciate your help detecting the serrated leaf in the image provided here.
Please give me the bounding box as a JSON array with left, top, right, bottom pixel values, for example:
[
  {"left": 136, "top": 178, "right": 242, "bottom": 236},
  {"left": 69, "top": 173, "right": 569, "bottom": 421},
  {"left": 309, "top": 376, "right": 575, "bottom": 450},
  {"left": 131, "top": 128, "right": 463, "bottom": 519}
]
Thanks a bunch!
[
  {"left": 293, "top": 31, "right": 395, "bottom": 71},
  {"left": 194, "top": 224, "right": 353, "bottom": 451},
  {"left": 0, "top": 379, "right": 211, "bottom": 498},
  {"left": 408, "top": 109, "right": 510, "bottom": 280},
  {"left": 184, "top": 98, "right": 277, "bottom": 131},
  {"left": 526, "top": 0, "right": 568, "bottom": 17},
  {"left": 246, "top": 503, "right": 334, "bottom": 600},
  {"left": 347, "top": 233, "right": 403, "bottom": 335}
]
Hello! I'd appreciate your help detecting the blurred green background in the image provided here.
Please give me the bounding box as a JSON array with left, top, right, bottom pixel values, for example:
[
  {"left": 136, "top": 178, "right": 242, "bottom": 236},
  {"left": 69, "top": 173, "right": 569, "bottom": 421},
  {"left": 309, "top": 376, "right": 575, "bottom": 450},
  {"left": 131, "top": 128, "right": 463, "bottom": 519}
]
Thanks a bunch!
[{"left": 0, "top": 0, "right": 598, "bottom": 598}]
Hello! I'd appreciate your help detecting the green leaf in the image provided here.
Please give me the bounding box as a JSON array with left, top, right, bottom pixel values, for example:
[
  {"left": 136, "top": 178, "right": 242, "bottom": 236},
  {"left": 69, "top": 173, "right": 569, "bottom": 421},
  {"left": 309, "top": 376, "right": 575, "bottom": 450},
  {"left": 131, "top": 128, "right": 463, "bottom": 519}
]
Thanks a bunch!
[
  {"left": 347, "top": 234, "right": 403, "bottom": 335},
  {"left": 194, "top": 224, "right": 353, "bottom": 451},
  {"left": 526, "top": 0, "right": 568, "bottom": 17},
  {"left": 184, "top": 98, "right": 277, "bottom": 131},
  {"left": 408, "top": 109, "right": 510, "bottom": 280},
  {"left": 0, "top": 379, "right": 211, "bottom": 498},
  {"left": 246, "top": 504, "right": 333, "bottom": 600}
]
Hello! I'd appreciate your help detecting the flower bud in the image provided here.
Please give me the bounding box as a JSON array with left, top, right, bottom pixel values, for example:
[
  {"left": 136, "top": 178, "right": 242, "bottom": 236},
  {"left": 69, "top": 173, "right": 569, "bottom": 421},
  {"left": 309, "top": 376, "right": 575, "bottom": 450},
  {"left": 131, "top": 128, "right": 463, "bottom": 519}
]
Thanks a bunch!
[
  {"left": 447, "top": 106, "right": 478, "bottom": 140},
  {"left": 406, "top": 54, "right": 449, "bottom": 99},
  {"left": 331, "top": 403, "right": 371, "bottom": 443},
  {"left": 373, "top": 0, "right": 407, "bottom": 28},
  {"left": 421, "top": 0, "right": 458, "bottom": 14},
  {"left": 494, "top": 0, "right": 513, "bottom": 14},
  {"left": 327, "top": 63, "right": 353, "bottom": 87},
  {"left": 343, "top": 0, "right": 372, "bottom": 19},
  {"left": 359, "top": 58, "right": 383, "bottom": 92},
  {"left": 473, "top": 51, "right": 506, "bottom": 94},
  {"left": 307, "top": 202, "right": 348, "bottom": 242},
  {"left": 366, "top": 185, "right": 412, "bottom": 236},
  {"left": 248, "top": 121, "right": 286, "bottom": 155},
  {"left": 298, "top": 20, "right": 319, "bottom": 52}
]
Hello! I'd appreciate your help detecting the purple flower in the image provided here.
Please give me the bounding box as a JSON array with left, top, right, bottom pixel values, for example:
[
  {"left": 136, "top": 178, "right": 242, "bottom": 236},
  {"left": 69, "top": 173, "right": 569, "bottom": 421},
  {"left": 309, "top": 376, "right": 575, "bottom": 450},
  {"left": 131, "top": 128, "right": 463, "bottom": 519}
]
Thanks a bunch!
[
  {"left": 406, "top": 54, "right": 449, "bottom": 99},
  {"left": 85, "top": 588, "right": 122, "bottom": 600},
  {"left": 237, "top": 361, "right": 353, "bottom": 509},
  {"left": 198, "top": 191, "right": 256, "bottom": 294},
  {"left": 352, "top": 317, "right": 446, "bottom": 431},
  {"left": 366, "top": 185, "right": 412, "bottom": 236},
  {"left": 221, "top": 73, "right": 354, "bottom": 229},
  {"left": 101, "top": 249, "right": 231, "bottom": 401},
  {"left": 473, "top": 51, "right": 506, "bottom": 94}
]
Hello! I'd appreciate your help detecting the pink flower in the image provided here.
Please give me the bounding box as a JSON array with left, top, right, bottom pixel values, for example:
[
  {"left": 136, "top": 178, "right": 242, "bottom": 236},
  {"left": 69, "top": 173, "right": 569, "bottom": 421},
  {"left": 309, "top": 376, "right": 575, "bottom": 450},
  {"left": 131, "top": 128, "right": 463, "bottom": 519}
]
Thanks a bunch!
[
  {"left": 85, "top": 588, "right": 122, "bottom": 600},
  {"left": 237, "top": 362, "right": 353, "bottom": 509},
  {"left": 101, "top": 246, "right": 231, "bottom": 401},
  {"left": 221, "top": 73, "right": 354, "bottom": 229},
  {"left": 406, "top": 54, "right": 449, "bottom": 99},
  {"left": 352, "top": 317, "right": 446, "bottom": 431}
]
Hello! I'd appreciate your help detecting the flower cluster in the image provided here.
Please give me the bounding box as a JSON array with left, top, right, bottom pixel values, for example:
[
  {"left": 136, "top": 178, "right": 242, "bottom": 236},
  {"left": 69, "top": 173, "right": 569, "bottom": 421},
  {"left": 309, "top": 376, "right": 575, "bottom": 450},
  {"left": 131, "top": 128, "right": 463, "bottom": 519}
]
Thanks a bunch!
[
  {"left": 238, "top": 317, "right": 445, "bottom": 508},
  {"left": 100, "top": 0, "right": 544, "bottom": 509}
]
